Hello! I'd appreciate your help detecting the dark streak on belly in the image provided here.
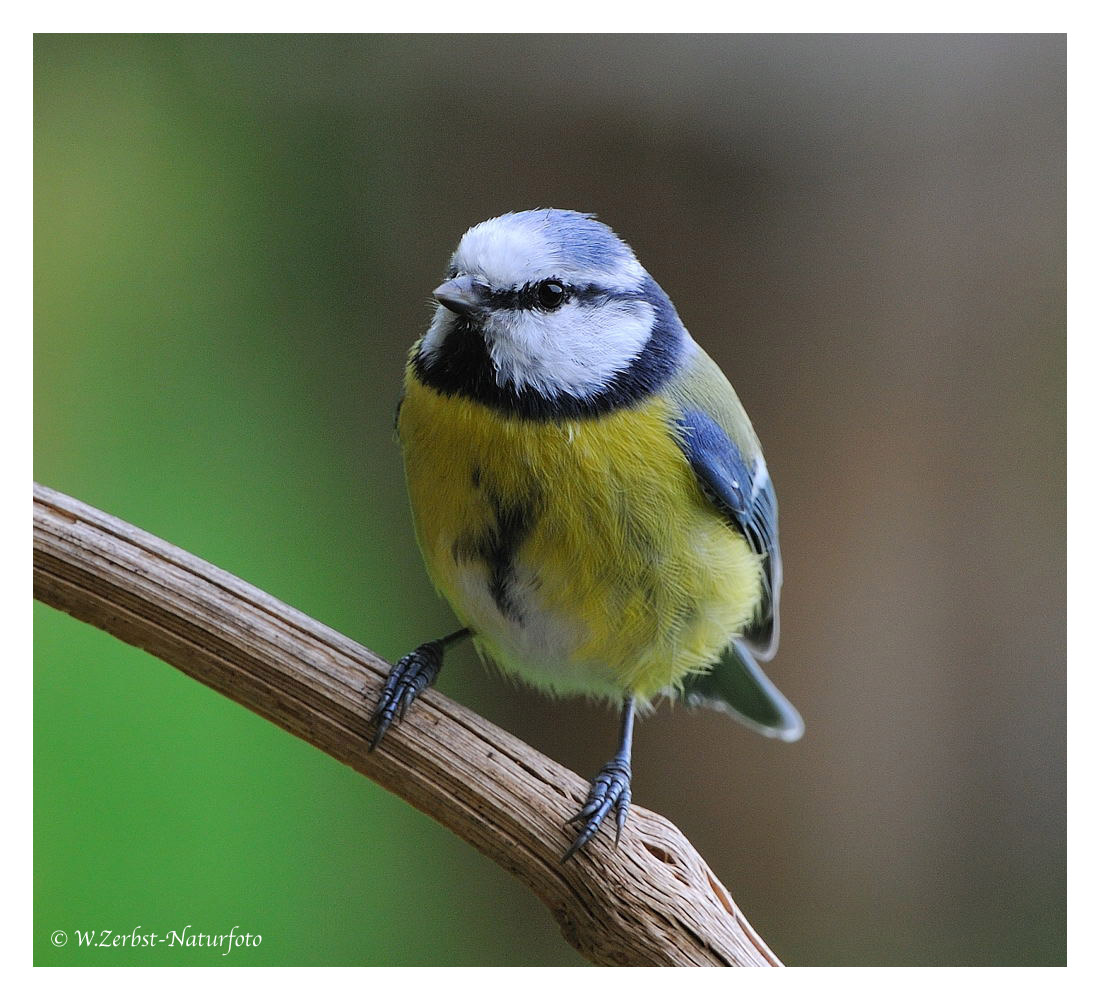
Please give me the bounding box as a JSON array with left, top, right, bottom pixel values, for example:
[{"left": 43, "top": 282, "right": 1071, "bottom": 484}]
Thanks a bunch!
[{"left": 451, "top": 473, "right": 542, "bottom": 624}]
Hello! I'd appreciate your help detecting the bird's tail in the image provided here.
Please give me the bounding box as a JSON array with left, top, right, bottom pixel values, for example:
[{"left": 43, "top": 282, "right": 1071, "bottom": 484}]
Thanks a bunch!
[{"left": 680, "top": 640, "right": 804, "bottom": 741}]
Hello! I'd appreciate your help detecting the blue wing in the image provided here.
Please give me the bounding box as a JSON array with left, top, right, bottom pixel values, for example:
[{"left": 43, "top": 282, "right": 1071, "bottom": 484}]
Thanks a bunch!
[
  {"left": 674, "top": 407, "right": 801, "bottom": 739},
  {"left": 676, "top": 408, "right": 782, "bottom": 659}
]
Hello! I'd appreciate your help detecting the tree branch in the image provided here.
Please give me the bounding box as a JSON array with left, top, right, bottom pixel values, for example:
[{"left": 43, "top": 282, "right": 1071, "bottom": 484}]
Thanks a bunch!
[{"left": 32, "top": 482, "right": 783, "bottom": 967}]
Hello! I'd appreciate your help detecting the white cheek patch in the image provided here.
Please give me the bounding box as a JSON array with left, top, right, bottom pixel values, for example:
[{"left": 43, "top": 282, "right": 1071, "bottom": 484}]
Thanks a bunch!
[{"left": 485, "top": 299, "right": 656, "bottom": 398}]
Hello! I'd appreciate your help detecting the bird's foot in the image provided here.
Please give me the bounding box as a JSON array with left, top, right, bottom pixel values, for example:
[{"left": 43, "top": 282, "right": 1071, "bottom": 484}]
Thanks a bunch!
[
  {"left": 369, "top": 640, "right": 444, "bottom": 750},
  {"left": 562, "top": 753, "right": 632, "bottom": 861}
]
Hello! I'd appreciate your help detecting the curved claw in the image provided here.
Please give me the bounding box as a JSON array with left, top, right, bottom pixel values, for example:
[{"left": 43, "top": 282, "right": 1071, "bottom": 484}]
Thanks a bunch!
[
  {"left": 369, "top": 640, "right": 444, "bottom": 750},
  {"left": 614, "top": 786, "right": 632, "bottom": 848},
  {"left": 562, "top": 756, "right": 632, "bottom": 862}
]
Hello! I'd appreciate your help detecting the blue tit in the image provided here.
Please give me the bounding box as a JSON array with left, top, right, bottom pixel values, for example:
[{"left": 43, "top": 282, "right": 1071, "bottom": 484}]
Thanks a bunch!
[{"left": 370, "top": 209, "right": 802, "bottom": 860}]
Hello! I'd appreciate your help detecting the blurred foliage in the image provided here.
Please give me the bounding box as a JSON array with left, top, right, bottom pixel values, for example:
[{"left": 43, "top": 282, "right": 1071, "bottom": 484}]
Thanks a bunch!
[{"left": 35, "top": 34, "right": 1064, "bottom": 965}]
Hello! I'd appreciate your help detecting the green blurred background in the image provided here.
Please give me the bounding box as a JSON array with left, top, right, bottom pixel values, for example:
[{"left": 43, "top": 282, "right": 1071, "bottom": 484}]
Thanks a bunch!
[{"left": 34, "top": 35, "right": 1065, "bottom": 966}]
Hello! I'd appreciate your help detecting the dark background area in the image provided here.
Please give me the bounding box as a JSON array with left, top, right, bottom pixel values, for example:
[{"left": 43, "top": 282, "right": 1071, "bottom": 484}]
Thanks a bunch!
[{"left": 35, "top": 34, "right": 1065, "bottom": 965}]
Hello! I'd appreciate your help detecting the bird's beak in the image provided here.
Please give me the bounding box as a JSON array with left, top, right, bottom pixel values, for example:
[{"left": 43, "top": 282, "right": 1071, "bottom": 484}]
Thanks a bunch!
[{"left": 433, "top": 275, "right": 490, "bottom": 317}]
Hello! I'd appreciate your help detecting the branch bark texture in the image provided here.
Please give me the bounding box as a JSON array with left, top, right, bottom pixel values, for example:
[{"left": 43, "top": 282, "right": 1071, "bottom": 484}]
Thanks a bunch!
[{"left": 33, "top": 482, "right": 782, "bottom": 967}]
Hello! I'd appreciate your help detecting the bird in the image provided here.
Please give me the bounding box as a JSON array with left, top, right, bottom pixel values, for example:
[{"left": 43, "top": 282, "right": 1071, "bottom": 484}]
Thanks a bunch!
[{"left": 370, "top": 208, "right": 802, "bottom": 861}]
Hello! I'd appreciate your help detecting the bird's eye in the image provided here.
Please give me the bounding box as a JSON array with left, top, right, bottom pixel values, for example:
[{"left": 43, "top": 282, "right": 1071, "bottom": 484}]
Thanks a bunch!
[{"left": 536, "top": 279, "right": 566, "bottom": 310}]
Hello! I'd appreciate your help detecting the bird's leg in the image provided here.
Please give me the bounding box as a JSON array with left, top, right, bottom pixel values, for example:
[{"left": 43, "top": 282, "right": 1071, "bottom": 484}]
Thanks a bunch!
[
  {"left": 369, "top": 628, "right": 472, "bottom": 750},
  {"left": 563, "top": 695, "right": 635, "bottom": 861}
]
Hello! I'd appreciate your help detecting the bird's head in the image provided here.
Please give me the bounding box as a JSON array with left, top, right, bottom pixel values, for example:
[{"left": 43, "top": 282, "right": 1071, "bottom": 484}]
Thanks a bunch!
[{"left": 415, "top": 209, "right": 687, "bottom": 418}]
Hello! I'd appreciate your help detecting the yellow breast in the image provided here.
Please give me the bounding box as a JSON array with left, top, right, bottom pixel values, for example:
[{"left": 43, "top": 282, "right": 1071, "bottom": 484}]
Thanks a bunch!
[{"left": 398, "top": 370, "right": 764, "bottom": 703}]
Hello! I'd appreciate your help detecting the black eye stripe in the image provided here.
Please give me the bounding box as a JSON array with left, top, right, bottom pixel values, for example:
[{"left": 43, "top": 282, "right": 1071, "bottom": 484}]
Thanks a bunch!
[
  {"left": 486, "top": 281, "right": 566, "bottom": 311},
  {"left": 481, "top": 282, "right": 635, "bottom": 312}
]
